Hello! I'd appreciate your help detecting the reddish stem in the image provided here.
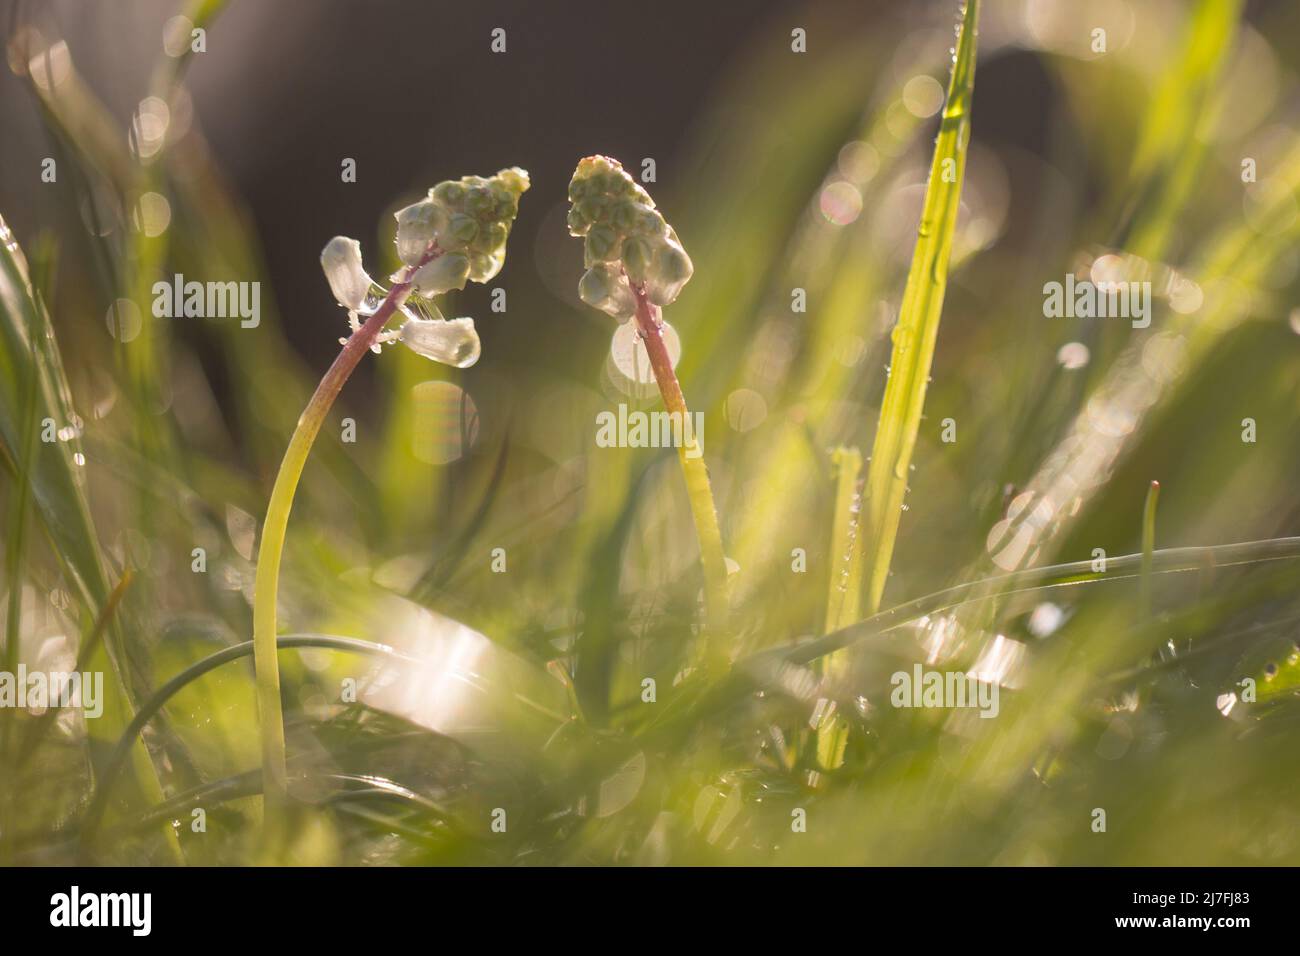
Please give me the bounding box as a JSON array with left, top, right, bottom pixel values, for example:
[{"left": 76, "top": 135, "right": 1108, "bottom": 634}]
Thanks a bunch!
[
  {"left": 251, "top": 242, "right": 438, "bottom": 817},
  {"left": 631, "top": 285, "right": 730, "bottom": 639}
]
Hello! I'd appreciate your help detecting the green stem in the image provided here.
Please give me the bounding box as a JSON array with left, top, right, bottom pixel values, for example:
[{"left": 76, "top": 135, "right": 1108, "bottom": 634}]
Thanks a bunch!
[
  {"left": 1141, "top": 479, "right": 1160, "bottom": 618},
  {"left": 631, "top": 286, "right": 729, "bottom": 641},
  {"left": 823, "top": 447, "right": 864, "bottom": 634},
  {"left": 814, "top": 447, "right": 863, "bottom": 772},
  {"left": 251, "top": 246, "right": 437, "bottom": 825},
  {"left": 860, "top": 0, "right": 980, "bottom": 615}
]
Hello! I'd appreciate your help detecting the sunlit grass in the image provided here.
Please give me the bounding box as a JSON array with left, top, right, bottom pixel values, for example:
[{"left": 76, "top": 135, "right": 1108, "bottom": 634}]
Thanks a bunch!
[{"left": 2, "top": 0, "right": 1300, "bottom": 866}]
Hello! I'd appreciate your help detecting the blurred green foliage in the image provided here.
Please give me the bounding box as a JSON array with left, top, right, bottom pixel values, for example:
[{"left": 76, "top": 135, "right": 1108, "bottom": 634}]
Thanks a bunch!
[{"left": 2, "top": 0, "right": 1300, "bottom": 865}]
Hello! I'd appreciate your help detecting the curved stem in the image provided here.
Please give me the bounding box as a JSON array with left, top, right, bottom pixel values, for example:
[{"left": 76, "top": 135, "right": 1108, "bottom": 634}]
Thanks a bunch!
[
  {"left": 631, "top": 287, "right": 729, "bottom": 642},
  {"left": 252, "top": 247, "right": 437, "bottom": 825}
]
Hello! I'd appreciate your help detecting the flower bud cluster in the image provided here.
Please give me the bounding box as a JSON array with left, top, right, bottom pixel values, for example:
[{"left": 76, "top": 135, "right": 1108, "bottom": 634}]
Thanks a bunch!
[
  {"left": 395, "top": 167, "right": 530, "bottom": 297},
  {"left": 567, "top": 156, "right": 693, "bottom": 321}
]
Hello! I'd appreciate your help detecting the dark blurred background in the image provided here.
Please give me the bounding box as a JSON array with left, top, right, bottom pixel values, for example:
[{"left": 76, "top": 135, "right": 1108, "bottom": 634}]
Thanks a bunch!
[
  {"left": 2, "top": 0, "right": 1048, "bottom": 376},
  {"left": 5, "top": 0, "right": 1294, "bottom": 373}
]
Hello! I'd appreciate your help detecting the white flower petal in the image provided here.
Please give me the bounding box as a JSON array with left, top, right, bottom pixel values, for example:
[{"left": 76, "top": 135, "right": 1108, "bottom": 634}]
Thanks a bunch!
[
  {"left": 394, "top": 200, "right": 447, "bottom": 266},
  {"left": 399, "top": 316, "right": 481, "bottom": 368},
  {"left": 321, "top": 236, "right": 372, "bottom": 311},
  {"left": 412, "top": 252, "right": 470, "bottom": 297}
]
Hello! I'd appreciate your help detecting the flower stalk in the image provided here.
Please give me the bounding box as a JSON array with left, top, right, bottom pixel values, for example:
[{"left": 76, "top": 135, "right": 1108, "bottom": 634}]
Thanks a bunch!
[
  {"left": 251, "top": 166, "right": 528, "bottom": 833},
  {"left": 251, "top": 243, "right": 439, "bottom": 817},
  {"left": 631, "top": 285, "right": 729, "bottom": 637},
  {"left": 567, "top": 155, "right": 730, "bottom": 641}
]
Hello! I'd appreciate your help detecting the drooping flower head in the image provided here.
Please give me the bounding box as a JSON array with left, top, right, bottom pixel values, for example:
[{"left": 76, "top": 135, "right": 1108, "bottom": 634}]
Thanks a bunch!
[
  {"left": 320, "top": 167, "right": 529, "bottom": 368},
  {"left": 567, "top": 155, "right": 693, "bottom": 321}
]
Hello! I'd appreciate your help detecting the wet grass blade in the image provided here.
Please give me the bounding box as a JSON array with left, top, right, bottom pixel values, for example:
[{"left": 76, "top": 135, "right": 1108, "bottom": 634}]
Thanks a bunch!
[
  {"left": 860, "top": 0, "right": 980, "bottom": 613},
  {"left": 0, "top": 216, "right": 179, "bottom": 860},
  {"left": 815, "top": 447, "right": 864, "bottom": 769},
  {"left": 824, "top": 447, "right": 864, "bottom": 633},
  {"left": 1120, "top": 0, "right": 1244, "bottom": 260},
  {"left": 15, "top": 571, "right": 133, "bottom": 768},
  {"left": 1141, "top": 479, "right": 1160, "bottom": 618},
  {"left": 0, "top": 217, "right": 108, "bottom": 616}
]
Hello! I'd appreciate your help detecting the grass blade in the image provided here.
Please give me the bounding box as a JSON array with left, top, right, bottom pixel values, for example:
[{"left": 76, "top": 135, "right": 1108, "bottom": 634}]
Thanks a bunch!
[
  {"left": 0, "top": 216, "right": 179, "bottom": 859},
  {"left": 859, "top": 0, "right": 981, "bottom": 613},
  {"left": 824, "top": 447, "right": 864, "bottom": 633},
  {"left": 815, "top": 447, "right": 864, "bottom": 769},
  {"left": 80, "top": 633, "right": 421, "bottom": 849},
  {"left": 1140, "top": 479, "right": 1160, "bottom": 618},
  {"left": 1120, "top": 0, "right": 1244, "bottom": 260}
]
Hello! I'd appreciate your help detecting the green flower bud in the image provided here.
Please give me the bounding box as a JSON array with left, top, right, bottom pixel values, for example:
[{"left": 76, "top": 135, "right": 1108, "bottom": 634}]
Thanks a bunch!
[
  {"left": 585, "top": 224, "right": 621, "bottom": 266},
  {"left": 610, "top": 200, "right": 635, "bottom": 232},
  {"left": 483, "top": 221, "right": 508, "bottom": 252},
  {"left": 567, "top": 155, "right": 694, "bottom": 312},
  {"left": 567, "top": 205, "right": 591, "bottom": 236},
  {"left": 320, "top": 235, "right": 372, "bottom": 312},
  {"left": 448, "top": 213, "right": 479, "bottom": 245},
  {"left": 492, "top": 188, "right": 518, "bottom": 220},
  {"left": 394, "top": 200, "right": 447, "bottom": 265},
  {"left": 578, "top": 262, "right": 612, "bottom": 303},
  {"left": 622, "top": 236, "right": 651, "bottom": 283},
  {"left": 634, "top": 205, "right": 666, "bottom": 236},
  {"left": 578, "top": 196, "right": 605, "bottom": 224},
  {"left": 418, "top": 168, "right": 529, "bottom": 275},
  {"left": 495, "top": 166, "right": 530, "bottom": 196},
  {"left": 467, "top": 185, "right": 495, "bottom": 217},
  {"left": 468, "top": 250, "right": 504, "bottom": 283},
  {"left": 432, "top": 181, "right": 465, "bottom": 206},
  {"left": 579, "top": 263, "right": 636, "bottom": 321},
  {"left": 412, "top": 251, "right": 470, "bottom": 297},
  {"left": 645, "top": 240, "right": 694, "bottom": 307}
]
